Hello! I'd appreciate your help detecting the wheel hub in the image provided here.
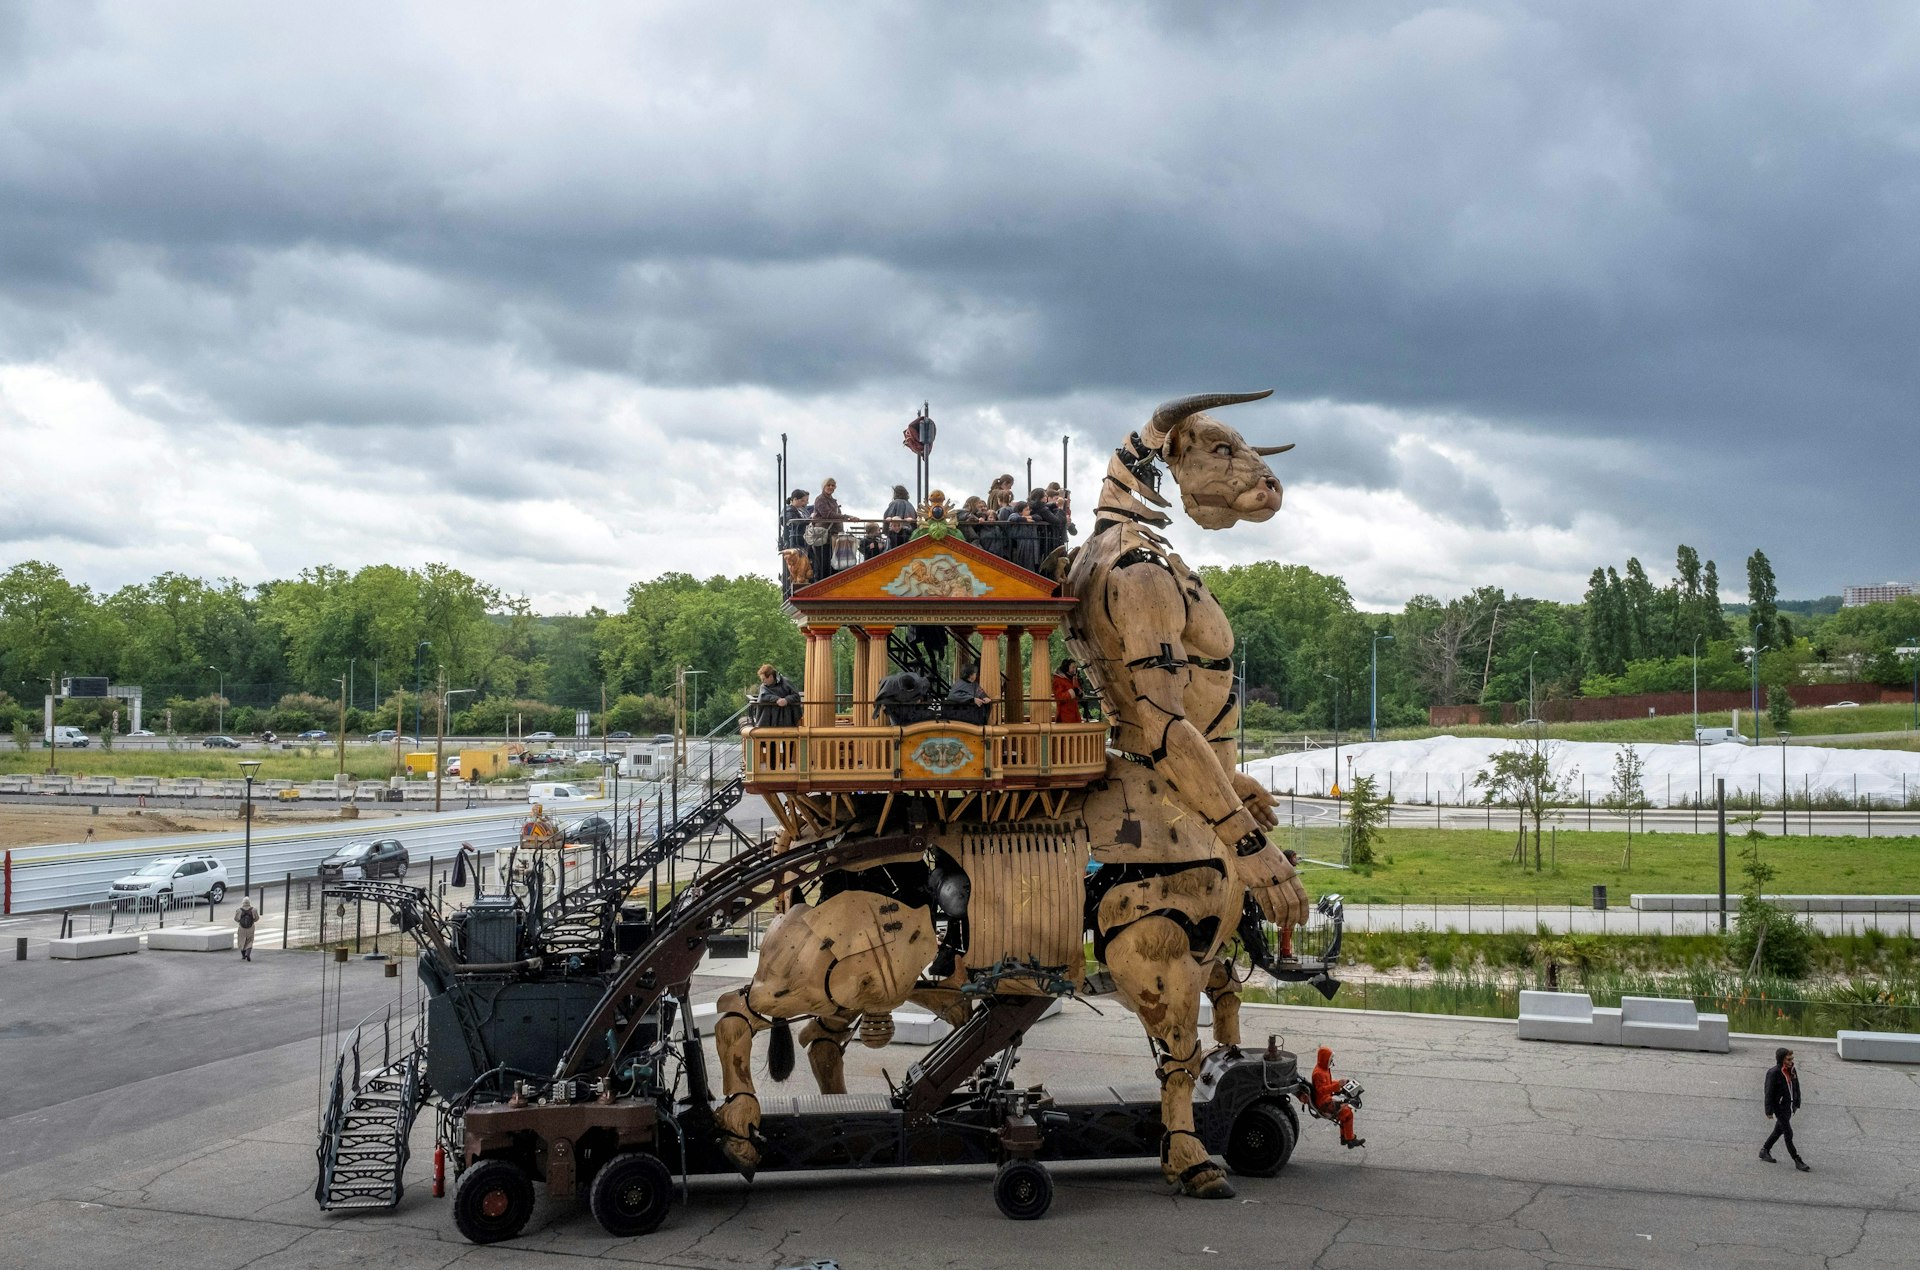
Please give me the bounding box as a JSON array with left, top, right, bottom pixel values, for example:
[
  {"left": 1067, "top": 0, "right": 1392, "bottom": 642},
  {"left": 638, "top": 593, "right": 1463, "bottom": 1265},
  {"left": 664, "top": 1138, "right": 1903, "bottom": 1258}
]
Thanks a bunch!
[{"left": 479, "top": 1188, "right": 511, "bottom": 1219}]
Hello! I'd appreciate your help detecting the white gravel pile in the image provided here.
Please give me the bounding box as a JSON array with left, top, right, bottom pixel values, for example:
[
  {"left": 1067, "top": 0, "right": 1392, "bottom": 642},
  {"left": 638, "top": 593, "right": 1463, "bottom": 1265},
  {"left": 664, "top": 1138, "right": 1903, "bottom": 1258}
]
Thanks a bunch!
[{"left": 1240, "top": 735, "right": 1920, "bottom": 808}]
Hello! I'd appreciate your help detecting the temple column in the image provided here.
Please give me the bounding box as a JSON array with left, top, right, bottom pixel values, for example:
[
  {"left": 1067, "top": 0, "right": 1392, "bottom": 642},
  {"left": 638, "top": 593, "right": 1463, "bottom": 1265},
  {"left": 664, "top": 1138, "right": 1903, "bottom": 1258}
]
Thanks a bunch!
[
  {"left": 803, "top": 626, "right": 836, "bottom": 728},
  {"left": 1003, "top": 627, "right": 1025, "bottom": 724},
  {"left": 1028, "top": 625, "right": 1054, "bottom": 724},
  {"left": 977, "top": 627, "right": 1005, "bottom": 724},
  {"left": 863, "top": 625, "right": 893, "bottom": 723},
  {"left": 851, "top": 628, "right": 872, "bottom": 726}
]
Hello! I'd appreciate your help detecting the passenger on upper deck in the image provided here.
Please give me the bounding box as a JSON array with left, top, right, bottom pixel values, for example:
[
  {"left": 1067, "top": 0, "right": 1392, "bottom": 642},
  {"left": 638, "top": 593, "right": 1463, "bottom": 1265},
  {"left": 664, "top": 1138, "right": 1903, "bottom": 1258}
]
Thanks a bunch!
[
  {"left": 782, "top": 489, "right": 811, "bottom": 548},
  {"left": 751, "top": 664, "right": 802, "bottom": 728},
  {"left": 808, "top": 478, "right": 844, "bottom": 578},
  {"left": 945, "top": 662, "right": 992, "bottom": 726},
  {"left": 882, "top": 485, "right": 916, "bottom": 549},
  {"left": 1051, "top": 659, "right": 1083, "bottom": 724}
]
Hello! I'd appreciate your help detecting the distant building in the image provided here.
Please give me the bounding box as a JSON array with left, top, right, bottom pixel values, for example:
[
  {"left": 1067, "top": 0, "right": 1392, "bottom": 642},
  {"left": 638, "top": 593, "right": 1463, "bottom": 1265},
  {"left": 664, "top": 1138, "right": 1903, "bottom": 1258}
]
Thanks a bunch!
[{"left": 1842, "top": 582, "right": 1914, "bottom": 607}]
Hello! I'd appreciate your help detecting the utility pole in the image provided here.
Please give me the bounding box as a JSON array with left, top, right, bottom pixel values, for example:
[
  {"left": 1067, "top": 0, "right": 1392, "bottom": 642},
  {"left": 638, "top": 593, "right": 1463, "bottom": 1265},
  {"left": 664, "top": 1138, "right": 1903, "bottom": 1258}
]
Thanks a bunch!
[
  {"left": 434, "top": 668, "right": 446, "bottom": 813},
  {"left": 1371, "top": 632, "right": 1394, "bottom": 741},
  {"left": 413, "top": 641, "right": 430, "bottom": 744},
  {"left": 1716, "top": 777, "right": 1728, "bottom": 932},
  {"left": 335, "top": 676, "right": 347, "bottom": 778}
]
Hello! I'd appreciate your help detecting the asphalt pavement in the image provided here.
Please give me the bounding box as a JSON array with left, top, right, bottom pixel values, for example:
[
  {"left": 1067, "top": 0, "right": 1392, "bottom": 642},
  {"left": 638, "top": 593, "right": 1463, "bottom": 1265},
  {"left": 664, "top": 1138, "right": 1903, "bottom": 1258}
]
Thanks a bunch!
[{"left": 2, "top": 944, "right": 1917, "bottom": 1268}]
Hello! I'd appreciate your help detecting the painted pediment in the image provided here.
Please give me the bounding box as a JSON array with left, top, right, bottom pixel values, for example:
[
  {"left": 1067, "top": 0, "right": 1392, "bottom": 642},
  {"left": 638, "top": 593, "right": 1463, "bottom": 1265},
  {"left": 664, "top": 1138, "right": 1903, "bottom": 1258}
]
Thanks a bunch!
[{"left": 790, "top": 532, "right": 1058, "bottom": 605}]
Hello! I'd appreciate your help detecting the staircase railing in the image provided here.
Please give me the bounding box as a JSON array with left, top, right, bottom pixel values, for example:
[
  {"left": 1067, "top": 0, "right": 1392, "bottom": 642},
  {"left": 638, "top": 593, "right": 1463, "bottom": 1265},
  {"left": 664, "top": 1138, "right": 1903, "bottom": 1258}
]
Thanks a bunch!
[{"left": 315, "top": 994, "right": 429, "bottom": 1211}]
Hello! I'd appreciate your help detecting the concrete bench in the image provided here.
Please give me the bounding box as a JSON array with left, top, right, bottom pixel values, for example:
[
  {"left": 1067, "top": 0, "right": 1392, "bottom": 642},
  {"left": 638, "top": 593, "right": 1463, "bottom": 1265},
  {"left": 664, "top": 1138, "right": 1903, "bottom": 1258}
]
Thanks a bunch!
[
  {"left": 1620, "top": 996, "right": 1729, "bottom": 1052},
  {"left": 1836, "top": 1031, "right": 1920, "bottom": 1064},
  {"left": 146, "top": 925, "right": 237, "bottom": 952},
  {"left": 1517, "top": 991, "right": 1622, "bottom": 1045},
  {"left": 49, "top": 932, "right": 141, "bottom": 959}
]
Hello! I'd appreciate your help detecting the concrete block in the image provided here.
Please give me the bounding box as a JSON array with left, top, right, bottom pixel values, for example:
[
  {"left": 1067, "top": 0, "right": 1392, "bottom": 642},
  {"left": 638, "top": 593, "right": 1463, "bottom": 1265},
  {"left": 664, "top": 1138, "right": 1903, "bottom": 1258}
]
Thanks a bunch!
[
  {"left": 1518, "top": 991, "right": 1604, "bottom": 1044},
  {"left": 146, "top": 925, "right": 237, "bottom": 952},
  {"left": 49, "top": 932, "right": 140, "bottom": 959},
  {"left": 1590, "top": 1007, "right": 1623, "bottom": 1046},
  {"left": 1837, "top": 1030, "right": 1920, "bottom": 1063},
  {"left": 892, "top": 1010, "right": 953, "bottom": 1045}
]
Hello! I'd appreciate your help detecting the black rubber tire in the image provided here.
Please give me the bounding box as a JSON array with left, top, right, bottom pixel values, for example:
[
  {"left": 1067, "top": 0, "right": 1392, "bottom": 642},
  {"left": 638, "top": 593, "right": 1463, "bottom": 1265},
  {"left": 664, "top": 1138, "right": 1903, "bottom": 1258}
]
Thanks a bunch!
[
  {"left": 394, "top": 861, "right": 408, "bottom": 879},
  {"left": 994, "top": 1159, "right": 1053, "bottom": 1220},
  {"left": 590, "top": 1152, "right": 673, "bottom": 1237},
  {"left": 207, "top": 883, "right": 226, "bottom": 902},
  {"left": 1224, "top": 1101, "right": 1297, "bottom": 1178},
  {"left": 453, "top": 1158, "right": 536, "bottom": 1244}
]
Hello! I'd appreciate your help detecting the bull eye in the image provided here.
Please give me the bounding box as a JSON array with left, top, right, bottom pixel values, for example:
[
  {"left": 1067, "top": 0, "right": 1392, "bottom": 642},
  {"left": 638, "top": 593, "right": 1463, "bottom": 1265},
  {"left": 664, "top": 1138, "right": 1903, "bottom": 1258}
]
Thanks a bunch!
[{"left": 1214, "top": 444, "right": 1233, "bottom": 457}]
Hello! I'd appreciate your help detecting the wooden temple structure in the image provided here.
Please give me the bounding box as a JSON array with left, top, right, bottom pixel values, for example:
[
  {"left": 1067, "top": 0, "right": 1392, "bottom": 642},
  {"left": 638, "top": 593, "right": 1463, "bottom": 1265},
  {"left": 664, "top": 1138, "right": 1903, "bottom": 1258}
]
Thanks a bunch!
[{"left": 742, "top": 534, "right": 1110, "bottom": 811}]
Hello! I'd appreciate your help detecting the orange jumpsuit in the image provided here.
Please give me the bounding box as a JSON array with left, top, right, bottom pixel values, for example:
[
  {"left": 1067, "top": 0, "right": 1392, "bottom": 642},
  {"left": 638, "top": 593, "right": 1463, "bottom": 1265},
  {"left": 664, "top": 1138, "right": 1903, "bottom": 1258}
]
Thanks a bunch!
[{"left": 1308, "top": 1046, "right": 1356, "bottom": 1143}]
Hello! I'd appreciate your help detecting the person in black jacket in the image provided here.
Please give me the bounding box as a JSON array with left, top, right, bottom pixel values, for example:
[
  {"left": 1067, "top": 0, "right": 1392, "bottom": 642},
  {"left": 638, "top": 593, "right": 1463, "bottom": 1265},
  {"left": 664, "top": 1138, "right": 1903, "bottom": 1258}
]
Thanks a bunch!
[
  {"left": 751, "top": 664, "right": 802, "bottom": 729},
  {"left": 1761, "top": 1047, "right": 1810, "bottom": 1170}
]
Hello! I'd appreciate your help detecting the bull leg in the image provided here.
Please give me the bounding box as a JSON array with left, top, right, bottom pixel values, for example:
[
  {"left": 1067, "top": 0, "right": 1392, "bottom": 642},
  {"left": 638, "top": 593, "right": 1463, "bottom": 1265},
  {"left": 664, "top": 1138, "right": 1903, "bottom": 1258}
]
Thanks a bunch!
[
  {"left": 1107, "top": 916, "right": 1234, "bottom": 1198},
  {"left": 798, "top": 1014, "right": 856, "bottom": 1093},
  {"left": 1203, "top": 958, "right": 1242, "bottom": 1048},
  {"left": 712, "top": 892, "right": 937, "bottom": 1174},
  {"left": 712, "top": 983, "right": 788, "bottom": 1177}
]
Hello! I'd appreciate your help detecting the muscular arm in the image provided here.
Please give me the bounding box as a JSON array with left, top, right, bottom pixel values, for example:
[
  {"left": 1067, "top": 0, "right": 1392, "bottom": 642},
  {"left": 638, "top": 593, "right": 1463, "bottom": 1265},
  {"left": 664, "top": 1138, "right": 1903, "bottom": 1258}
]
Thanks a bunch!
[{"left": 1109, "top": 566, "right": 1263, "bottom": 851}]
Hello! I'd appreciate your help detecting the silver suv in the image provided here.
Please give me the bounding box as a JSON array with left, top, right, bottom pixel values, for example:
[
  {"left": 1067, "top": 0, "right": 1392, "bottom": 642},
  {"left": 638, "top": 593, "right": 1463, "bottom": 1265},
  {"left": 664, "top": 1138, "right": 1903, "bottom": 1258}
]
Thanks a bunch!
[{"left": 109, "top": 854, "right": 229, "bottom": 905}]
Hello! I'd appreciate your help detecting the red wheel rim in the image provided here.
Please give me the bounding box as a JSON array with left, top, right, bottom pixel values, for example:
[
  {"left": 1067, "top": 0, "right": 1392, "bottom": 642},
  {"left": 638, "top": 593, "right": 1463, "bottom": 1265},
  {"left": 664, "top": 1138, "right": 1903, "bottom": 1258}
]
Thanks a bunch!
[{"left": 479, "top": 1187, "right": 511, "bottom": 1219}]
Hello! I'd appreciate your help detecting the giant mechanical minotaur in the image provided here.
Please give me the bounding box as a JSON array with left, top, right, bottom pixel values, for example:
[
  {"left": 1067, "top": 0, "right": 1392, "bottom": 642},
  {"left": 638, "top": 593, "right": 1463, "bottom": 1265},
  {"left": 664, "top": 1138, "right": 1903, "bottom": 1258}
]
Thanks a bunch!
[{"left": 711, "top": 390, "right": 1318, "bottom": 1198}]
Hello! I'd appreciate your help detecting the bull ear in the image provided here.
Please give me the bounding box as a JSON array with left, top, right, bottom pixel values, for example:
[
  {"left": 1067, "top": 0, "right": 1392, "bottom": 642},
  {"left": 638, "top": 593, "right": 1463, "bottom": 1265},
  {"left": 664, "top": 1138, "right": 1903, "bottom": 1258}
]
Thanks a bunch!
[{"left": 1253, "top": 443, "right": 1295, "bottom": 456}]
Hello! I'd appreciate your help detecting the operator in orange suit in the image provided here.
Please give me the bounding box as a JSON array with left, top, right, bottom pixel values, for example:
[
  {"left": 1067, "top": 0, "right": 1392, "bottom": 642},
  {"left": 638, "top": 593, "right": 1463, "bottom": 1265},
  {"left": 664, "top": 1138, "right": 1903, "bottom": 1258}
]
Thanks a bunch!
[{"left": 1306, "top": 1046, "right": 1364, "bottom": 1148}]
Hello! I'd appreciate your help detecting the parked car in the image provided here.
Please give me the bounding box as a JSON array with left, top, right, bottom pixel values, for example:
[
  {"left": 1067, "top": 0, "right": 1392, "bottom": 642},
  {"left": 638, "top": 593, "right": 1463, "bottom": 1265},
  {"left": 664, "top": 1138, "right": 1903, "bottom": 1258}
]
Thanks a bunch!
[
  {"left": 444, "top": 755, "right": 462, "bottom": 778},
  {"left": 574, "top": 750, "right": 618, "bottom": 766},
  {"left": 525, "top": 730, "right": 557, "bottom": 742},
  {"left": 368, "top": 729, "right": 398, "bottom": 742},
  {"left": 316, "top": 839, "right": 410, "bottom": 881},
  {"left": 562, "top": 815, "right": 614, "bottom": 847},
  {"left": 1694, "top": 727, "right": 1744, "bottom": 745},
  {"left": 529, "top": 781, "right": 593, "bottom": 803},
  {"left": 203, "top": 734, "right": 242, "bottom": 748},
  {"left": 297, "top": 729, "right": 329, "bottom": 741},
  {"left": 536, "top": 749, "right": 574, "bottom": 764},
  {"left": 110, "top": 854, "right": 228, "bottom": 905}
]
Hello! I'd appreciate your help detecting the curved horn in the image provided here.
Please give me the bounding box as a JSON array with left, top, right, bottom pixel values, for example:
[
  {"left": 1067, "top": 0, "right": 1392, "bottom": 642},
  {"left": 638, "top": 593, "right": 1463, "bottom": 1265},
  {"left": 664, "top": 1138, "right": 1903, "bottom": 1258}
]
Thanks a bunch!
[
  {"left": 1143, "top": 389, "right": 1275, "bottom": 450},
  {"left": 1253, "top": 443, "right": 1295, "bottom": 457}
]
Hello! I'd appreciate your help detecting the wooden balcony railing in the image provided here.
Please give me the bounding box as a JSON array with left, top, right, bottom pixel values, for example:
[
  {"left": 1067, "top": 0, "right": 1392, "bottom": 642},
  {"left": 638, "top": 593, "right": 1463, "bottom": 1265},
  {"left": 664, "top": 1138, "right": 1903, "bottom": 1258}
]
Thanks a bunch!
[{"left": 742, "top": 719, "right": 1110, "bottom": 792}]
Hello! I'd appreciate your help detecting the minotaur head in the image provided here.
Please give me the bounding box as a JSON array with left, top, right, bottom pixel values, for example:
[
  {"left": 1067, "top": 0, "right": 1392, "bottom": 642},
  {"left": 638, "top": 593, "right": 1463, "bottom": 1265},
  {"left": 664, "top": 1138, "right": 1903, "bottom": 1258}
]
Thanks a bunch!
[{"left": 1142, "top": 390, "right": 1291, "bottom": 529}]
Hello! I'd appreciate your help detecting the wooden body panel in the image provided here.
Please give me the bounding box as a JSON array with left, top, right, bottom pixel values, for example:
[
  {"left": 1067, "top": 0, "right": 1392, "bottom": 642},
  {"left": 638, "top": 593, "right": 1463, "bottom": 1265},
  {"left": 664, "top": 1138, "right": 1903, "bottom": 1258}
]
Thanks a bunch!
[{"left": 743, "top": 720, "right": 1109, "bottom": 793}]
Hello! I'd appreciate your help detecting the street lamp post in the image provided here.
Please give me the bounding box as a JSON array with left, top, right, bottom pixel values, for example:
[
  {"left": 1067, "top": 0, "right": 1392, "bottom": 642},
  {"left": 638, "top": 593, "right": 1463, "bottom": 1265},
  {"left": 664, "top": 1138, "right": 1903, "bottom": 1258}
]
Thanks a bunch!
[
  {"left": 1527, "top": 650, "right": 1539, "bottom": 726},
  {"left": 1692, "top": 634, "right": 1704, "bottom": 820},
  {"left": 1750, "top": 642, "right": 1761, "bottom": 745},
  {"left": 239, "top": 759, "right": 261, "bottom": 896},
  {"left": 1778, "top": 732, "right": 1791, "bottom": 835},
  {"left": 436, "top": 684, "right": 477, "bottom": 813},
  {"left": 1370, "top": 632, "right": 1393, "bottom": 741},
  {"left": 206, "top": 664, "right": 225, "bottom": 734},
  {"left": 1320, "top": 672, "right": 1341, "bottom": 795}
]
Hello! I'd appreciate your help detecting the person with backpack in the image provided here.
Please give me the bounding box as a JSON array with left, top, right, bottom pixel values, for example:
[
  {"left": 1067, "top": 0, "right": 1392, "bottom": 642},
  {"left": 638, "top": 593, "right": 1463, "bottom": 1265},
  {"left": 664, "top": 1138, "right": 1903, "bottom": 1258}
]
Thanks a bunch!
[
  {"left": 235, "top": 896, "right": 258, "bottom": 962},
  {"left": 1762, "top": 1047, "right": 1810, "bottom": 1170}
]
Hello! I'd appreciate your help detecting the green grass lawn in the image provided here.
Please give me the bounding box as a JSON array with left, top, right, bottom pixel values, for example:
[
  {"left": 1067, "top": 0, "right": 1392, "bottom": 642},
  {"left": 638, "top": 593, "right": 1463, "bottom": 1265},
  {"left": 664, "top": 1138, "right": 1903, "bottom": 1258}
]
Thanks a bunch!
[
  {"left": 0, "top": 747, "right": 404, "bottom": 780},
  {"left": 1307, "top": 826, "right": 1920, "bottom": 904}
]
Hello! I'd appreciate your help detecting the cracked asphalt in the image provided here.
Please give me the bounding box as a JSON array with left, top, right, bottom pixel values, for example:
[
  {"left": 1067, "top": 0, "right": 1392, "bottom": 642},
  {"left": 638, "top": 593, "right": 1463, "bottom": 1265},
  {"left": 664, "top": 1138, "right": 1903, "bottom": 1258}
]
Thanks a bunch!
[{"left": 3, "top": 948, "right": 1918, "bottom": 1269}]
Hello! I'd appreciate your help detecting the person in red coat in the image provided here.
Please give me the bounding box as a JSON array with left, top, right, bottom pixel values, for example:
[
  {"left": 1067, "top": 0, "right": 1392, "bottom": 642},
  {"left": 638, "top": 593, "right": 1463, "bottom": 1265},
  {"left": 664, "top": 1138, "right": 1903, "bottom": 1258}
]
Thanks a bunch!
[
  {"left": 1306, "top": 1046, "right": 1364, "bottom": 1148},
  {"left": 1050, "top": 660, "right": 1083, "bottom": 723}
]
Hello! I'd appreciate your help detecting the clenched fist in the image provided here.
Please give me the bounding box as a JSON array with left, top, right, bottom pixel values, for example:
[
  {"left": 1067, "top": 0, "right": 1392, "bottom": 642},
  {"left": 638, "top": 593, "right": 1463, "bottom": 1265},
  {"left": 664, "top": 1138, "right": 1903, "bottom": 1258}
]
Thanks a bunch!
[{"left": 1235, "top": 843, "right": 1308, "bottom": 929}]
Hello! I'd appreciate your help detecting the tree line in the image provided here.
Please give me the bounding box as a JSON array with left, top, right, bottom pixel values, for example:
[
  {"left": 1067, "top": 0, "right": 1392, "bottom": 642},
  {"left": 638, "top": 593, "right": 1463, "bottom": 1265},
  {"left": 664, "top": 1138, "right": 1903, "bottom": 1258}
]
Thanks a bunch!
[{"left": 1, "top": 546, "right": 1912, "bottom": 737}]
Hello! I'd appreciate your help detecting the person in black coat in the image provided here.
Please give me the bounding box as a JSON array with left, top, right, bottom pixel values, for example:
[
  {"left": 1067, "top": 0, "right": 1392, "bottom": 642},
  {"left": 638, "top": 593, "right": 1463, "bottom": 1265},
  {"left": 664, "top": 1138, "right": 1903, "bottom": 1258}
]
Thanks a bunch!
[
  {"left": 751, "top": 664, "right": 802, "bottom": 729},
  {"left": 944, "top": 664, "right": 992, "bottom": 726},
  {"left": 1761, "top": 1047, "right": 1810, "bottom": 1170}
]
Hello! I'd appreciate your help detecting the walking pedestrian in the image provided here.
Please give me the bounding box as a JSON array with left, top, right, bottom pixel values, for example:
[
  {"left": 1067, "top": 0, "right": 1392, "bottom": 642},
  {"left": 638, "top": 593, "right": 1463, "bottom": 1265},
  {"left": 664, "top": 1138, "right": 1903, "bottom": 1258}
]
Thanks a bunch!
[
  {"left": 1761, "top": 1047, "right": 1810, "bottom": 1170},
  {"left": 235, "top": 895, "right": 258, "bottom": 962}
]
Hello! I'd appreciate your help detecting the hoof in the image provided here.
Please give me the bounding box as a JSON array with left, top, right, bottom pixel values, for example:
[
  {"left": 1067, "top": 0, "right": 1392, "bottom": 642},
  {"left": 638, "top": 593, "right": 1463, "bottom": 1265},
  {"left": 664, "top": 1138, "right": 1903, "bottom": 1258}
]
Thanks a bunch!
[
  {"left": 719, "top": 1137, "right": 762, "bottom": 1178},
  {"left": 1176, "top": 1165, "right": 1236, "bottom": 1199}
]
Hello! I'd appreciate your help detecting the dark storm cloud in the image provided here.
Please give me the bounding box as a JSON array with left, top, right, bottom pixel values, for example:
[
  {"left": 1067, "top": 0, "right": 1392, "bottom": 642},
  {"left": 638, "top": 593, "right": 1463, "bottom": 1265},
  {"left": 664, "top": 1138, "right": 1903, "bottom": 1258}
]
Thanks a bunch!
[{"left": 0, "top": 1, "right": 1914, "bottom": 597}]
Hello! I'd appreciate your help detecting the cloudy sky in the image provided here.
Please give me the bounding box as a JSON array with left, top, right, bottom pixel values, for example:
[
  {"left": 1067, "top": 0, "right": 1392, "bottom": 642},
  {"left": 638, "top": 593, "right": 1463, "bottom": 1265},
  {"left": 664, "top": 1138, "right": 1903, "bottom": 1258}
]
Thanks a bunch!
[{"left": 2, "top": 1, "right": 1915, "bottom": 613}]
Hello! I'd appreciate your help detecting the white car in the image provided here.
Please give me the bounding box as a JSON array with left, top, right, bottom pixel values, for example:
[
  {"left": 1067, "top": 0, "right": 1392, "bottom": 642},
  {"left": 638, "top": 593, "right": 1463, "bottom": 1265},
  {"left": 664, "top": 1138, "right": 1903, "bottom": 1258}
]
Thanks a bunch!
[
  {"left": 129, "top": 728, "right": 156, "bottom": 737},
  {"left": 1823, "top": 700, "right": 1860, "bottom": 709},
  {"left": 110, "top": 854, "right": 229, "bottom": 905},
  {"left": 525, "top": 730, "right": 557, "bottom": 742}
]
